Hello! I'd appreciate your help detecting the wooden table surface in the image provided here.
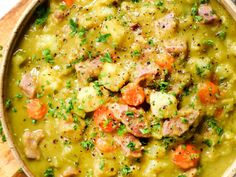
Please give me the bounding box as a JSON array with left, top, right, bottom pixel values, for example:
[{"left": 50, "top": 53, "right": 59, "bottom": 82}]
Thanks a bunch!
[{"left": 0, "top": 1, "right": 31, "bottom": 176}]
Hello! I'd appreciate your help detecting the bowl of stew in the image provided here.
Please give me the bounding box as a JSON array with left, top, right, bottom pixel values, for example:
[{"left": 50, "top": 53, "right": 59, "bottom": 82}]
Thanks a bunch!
[{"left": 1, "top": 0, "right": 236, "bottom": 176}]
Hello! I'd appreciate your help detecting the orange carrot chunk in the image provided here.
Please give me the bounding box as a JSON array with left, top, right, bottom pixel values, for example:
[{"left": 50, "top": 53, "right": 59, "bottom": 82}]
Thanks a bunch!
[
  {"left": 156, "top": 53, "right": 175, "bottom": 72},
  {"left": 172, "top": 144, "right": 200, "bottom": 170},
  {"left": 94, "top": 106, "right": 120, "bottom": 133},
  {"left": 121, "top": 83, "right": 145, "bottom": 106},
  {"left": 198, "top": 81, "right": 219, "bottom": 104},
  {"left": 27, "top": 99, "right": 47, "bottom": 120},
  {"left": 63, "top": 0, "right": 74, "bottom": 7}
]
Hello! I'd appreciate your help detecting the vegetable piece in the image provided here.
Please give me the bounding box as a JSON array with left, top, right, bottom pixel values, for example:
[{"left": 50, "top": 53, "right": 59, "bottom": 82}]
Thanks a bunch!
[
  {"left": 156, "top": 53, "right": 175, "bottom": 72},
  {"left": 121, "top": 83, "right": 145, "bottom": 106},
  {"left": 172, "top": 144, "right": 200, "bottom": 170},
  {"left": 198, "top": 81, "right": 219, "bottom": 104},
  {"left": 63, "top": 0, "right": 74, "bottom": 7},
  {"left": 27, "top": 99, "right": 47, "bottom": 120},
  {"left": 94, "top": 106, "right": 120, "bottom": 133}
]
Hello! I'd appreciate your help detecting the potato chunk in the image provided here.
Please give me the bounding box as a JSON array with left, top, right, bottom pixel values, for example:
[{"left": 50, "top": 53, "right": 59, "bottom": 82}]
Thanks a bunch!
[
  {"left": 77, "top": 83, "right": 109, "bottom": 112},
  {"left": 99, "top": 63, "right": 129, "bottom": 92},
  {"left": 101, "top": 19, "right": 126, "bottom": 46},
  {"left": 36, "top": 34, "right": 58, "bottom": 53},
  {"left": 149, "top": 92, "right": 177, "bottom": 119}
]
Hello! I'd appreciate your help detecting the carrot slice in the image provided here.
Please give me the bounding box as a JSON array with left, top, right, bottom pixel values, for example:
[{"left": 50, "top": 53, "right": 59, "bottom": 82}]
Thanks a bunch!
[
  {"left": 27, "top": 99, "right": 47, "bottom": 120},
  {"left": 172, "top": 144, "right": 200, "bottom": 170},
  {"left": 198, "top": 81, "right": 219, "bottom": 104},
  {"left": 63, "top": 0, "right": 74, "bottom": 7},
  {"left": 121, "top": 83, "right": 145, "bottom": 106},
  {"left": 156, "top": 53, "right": 175, "bottom": 72},
  {"left": 94, "top": 106, "right": 120, "bottom": 133}
]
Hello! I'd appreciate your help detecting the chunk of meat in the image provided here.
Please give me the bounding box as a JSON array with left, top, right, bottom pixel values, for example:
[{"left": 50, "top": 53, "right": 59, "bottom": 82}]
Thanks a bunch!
[
  {"left": 121, "top": 83, "right": 145, "bottom": 106},
  {"left": 164, "top": 39, "right": 188, "bottom": 57},
  {"left": 108, "top": 103, "right": 151, "bottom": 138},
  {"left": 22, "top": 129, "right": 44, "bottom": 160},
  {"left": 114, "top": 133, "right": 142, "bottom": 158},
  {"left": 62, "top": 166, "right": 78, "bottom": 177},
  {"left": 19, "top": 73, "right": 37, "bottom": 98},
  {"left": 95, "top": 135, "right": 118, "bottom": 153},
  {"left": 155, "top": 12, "right": 178, "bottom": 37},
  {"left": 198, "top": 4, "right": 219, "bottom": 24},
  {"left": 172, "top": 144, "right": 200, "bottom": 170},
  {"left": 75, "top": 58, "right": 103, "bottom": 86},
  {"left": 131, "top": 62, "right": 161, "bottom": 86},
  {"left": 162, "top": 109, "right": 201, "bottom": 137}
]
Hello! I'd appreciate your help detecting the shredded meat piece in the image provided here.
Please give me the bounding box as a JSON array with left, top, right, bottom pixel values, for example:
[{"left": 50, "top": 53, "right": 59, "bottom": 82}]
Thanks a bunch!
[
  {"left": 162, "top": 109, "right": 201, "bottom": 137},
  {"left": 114, "top": 133, "right": 142, "bottom": 158},
  {"left": 19, "top": 73, "right": 37, "bottom": 98},
  {"left": 75, "top": 57, "right": 103, "bottom": 86},
  {"left": 62, "top": 166, "right": 78, "bottom": 177},
  {"left": 108, "top": 103, "right": 151, "bottom": 138},
  {"left": 164, "top": 39, "right": 188, "bottom": 57},
  {"left": 155, "top": 12, "right": 178, "bottom": 36},
  {"left": 198, "top": 4, "right": 219, "bottom": 24},
  {"left": 22, "top": 129, "right": 44, "bottom": 160}
]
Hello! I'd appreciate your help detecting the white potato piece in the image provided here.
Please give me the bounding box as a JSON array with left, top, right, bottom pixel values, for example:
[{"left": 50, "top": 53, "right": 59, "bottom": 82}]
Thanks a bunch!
[
  {"left": 77, "top": 83, "right": 109, "bottom": 112},
  {"left": 101, "top": 19, "right": 126, "bottom": 46},
  {"left": 99, "top": 63, "right": 129, "bottom": 92},
  {"left": 38, "top": 67, "right": 62, "bottom": 93},
  {"left": 36, "top": 34, "right": 58, "bottom": 53},
  {"left": 149, "top": 91, "right": 177, "bottom": 119},
  {"left": 142, "top": 159, "right": 168, "bottom": 177}
]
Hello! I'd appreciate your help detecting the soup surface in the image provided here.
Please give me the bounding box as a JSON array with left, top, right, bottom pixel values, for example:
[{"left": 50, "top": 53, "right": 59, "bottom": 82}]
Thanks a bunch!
[{"left": 4, "top": 0, "right": 236, "bottom": 176}]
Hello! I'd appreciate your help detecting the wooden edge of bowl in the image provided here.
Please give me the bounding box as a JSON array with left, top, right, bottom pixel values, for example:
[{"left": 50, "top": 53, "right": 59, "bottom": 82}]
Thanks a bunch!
[
  {"left": 0, "top": 0, "right": 45, "bottom": 177},
  {"left": 0, "top": 1, "right": 235, "bottom": 177}
]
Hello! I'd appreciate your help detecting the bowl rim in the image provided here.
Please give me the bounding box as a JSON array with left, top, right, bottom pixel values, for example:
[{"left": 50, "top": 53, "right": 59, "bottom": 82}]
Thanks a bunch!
[
  {"left": 0, "top": 1, "right": 236, "bottom": 177},
  {"left": 0, "top": 0, "right": 45, "bottom": 176}
]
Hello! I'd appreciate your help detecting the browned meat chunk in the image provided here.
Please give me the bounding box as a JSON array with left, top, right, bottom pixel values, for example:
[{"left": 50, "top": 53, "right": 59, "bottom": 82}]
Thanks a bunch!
[
  {"left": 108, "top": 103, "right": 151, "bottom": 138},
  {"left": 19, "top": 73, "right": 37, "bottom": 98},
  {"left": 62, "top": 166, "right": 78, "bottom": 177},
  {"left": 164, "top": 39, "right": 188, "bottom": 56},
  {"left": 53, "top": 10, "right": 66, "bottom": 22},
  {"left": 162, "top": 109, "right": 201, "bottom": 137},
  {"left": 198, "top": 4, "right": 219, "bottom": 24},
  {"left": 114, "top": 133, "right": 142, "bottom": 158},
  {"left": 131, "top": 61, "right": 162, "bottom": 86},
  {"left": 75, "top": 58, "right": 103, "bottom": 86},
  {"left": 155, "top": 12, "right": 178, "bottom": 37},
  {"left": 22, "top": 129, "right": 44, "bottom": 160}
]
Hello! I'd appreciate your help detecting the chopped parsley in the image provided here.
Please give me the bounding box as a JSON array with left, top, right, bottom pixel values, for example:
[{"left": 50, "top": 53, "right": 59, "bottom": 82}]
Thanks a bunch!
[
  {"left": 125, "top": 111, "right": 134, "bottom": 117},
  {"left": 44, "top": 167, "right": 54, "bottom": 177},
  {"left": 203, "top": 139, "right": 212, "bottom": 147},
  {"left": 121, "top": 165, "right": 132, "bottom": 175},
  {"left": 181, "top": 117, "right": 188, "bottom": 124},
  {"left": 93, "top": 81, "right": 103, "bottom": 96},
  {"left": 69, "top": 18, "right": 79, "bottom": 35},
  {"left": 35, "top": 5, "right": 50, "bottom": 26},
  {"left": 96, "top": 33, "right": 111, "bottom": 43},
  {"left": 127, "top": 142, "right": 136, "bottom": 151},
  {"left": 15, "top": 93, "right": 23, "bottom": 99},
  {"left": 159, "top": 81, "right": 169, "bottom": 92},
  {"left": 117, "top": 124, "right": 127, "bottom": 136},
  {"left": 202, "top": 39, "right": 215, "bottom": 46},
  {"left": 100, "top": 52, "right": 112, "bottom": 63},
  {"left": 155, "top": 0, "right": 164, "bottom": 6},
  {"left": 0, "top": 121, "right": 6, "bottom": 142},
  {"left": 207, "top": 117, "right": 223, "bottom": 136},
  {"left": 216, "top": 31, "right": 226, "bottom": 40},
  {"left": 132, "top": 0, "right": 139, "bottom": 3},
  {"left": 132, "top": 50, "right": 141, "bottom": 57},
  {"left": 140, "top": 128, "right": 151, "bottom": 134},
  {"left": 178, "top": 175, "right": 187, "bottom": 177},
  {"left": 81, "top": 140, "right": 94, "bottom": 150},
  {"left": 5, "top": 99, "right": 12, "bottom": 109},
  {"left": 42, "top": 49, "right": 54, "bottom": 64},
  {"left": 199, "top": 0, "right": 209, "bottom": 4}
]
